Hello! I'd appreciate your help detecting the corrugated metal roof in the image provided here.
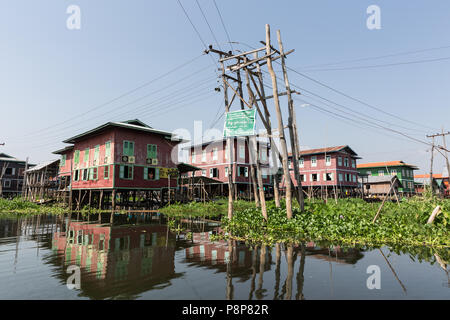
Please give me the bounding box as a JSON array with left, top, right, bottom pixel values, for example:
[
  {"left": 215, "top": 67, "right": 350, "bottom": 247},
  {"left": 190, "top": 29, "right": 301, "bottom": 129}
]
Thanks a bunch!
[
  {"left": 62, "top": 120, "right": 186, "bottom": 144},
  {"left": 25, "top": 159, "right": 59, "bottom": 173},
  {"left": 357, "top": 160, "right": 419, "bottom": 170},
  {"left": 289, "top": 145, "right": 359, "bottom": 157}
]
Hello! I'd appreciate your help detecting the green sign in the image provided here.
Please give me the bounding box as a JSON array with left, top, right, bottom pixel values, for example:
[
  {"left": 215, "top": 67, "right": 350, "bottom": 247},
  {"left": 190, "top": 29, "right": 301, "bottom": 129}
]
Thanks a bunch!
[{"left": 223, "top": 109, "right": 256, "bottom": 137}]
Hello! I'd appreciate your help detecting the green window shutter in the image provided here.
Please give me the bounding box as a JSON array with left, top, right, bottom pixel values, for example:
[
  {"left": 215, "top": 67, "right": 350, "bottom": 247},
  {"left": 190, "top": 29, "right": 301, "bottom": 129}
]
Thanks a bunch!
[
  {"left": 84, "top": 149, "right": 89, "bottom": 163},
  {"left": 129, "top": 142, "right": 134, "bottom": 156},
  {"left": 119, "top": 165, "right": 124, "bottom": 179},
  {"left": 130, "top": 166, "right": 134, "bottom": 179},
  {"left": 74, "top": 150, "right": 80, "bottom": 164},
  {"left": 105, "top": 141, "right": 111, "bottom": 157},
  {"left": 94, "top": 145, "right": 100, "bottom": 162},
  {"left": 144, "top": 167, "right": 148, "bottom": 180},
  {"left": 155, "top": 168, "right": 159, "bottom": 180},
  {"left": 147, "top": 144, "right": 157, "bottom": 158},
  {"left": 123, "top": 141, "right": 128, "bottom": 156},
  {"left": 89, "top": 168, "right": 93, "bottom": 180}
]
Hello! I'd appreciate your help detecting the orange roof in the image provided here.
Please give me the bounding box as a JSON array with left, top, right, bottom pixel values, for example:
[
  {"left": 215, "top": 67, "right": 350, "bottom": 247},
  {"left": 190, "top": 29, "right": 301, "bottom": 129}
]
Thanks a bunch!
[
  {"left": 357, "top": 161, "right": 418, "bottom": 169},
  {"left": 414, "top": 174, "right": 443, "bottom": 179}
]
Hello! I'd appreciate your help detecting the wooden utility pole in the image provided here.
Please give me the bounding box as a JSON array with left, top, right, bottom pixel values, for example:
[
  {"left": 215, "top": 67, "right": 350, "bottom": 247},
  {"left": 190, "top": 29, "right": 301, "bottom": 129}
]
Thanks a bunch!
[
  {"left": 440, "top": 128, "right": 450, "bottom": 181},
  {"left": 265, "top": 24, "right": 293, "bottom": 219},
  {"left": 277, "top": 30, "right": 304, "bottom": 211},
  {"left": 221, "top": 57, "right": 234, "bottom": 219},
  {"left": 253, "top": 53, "right": 281, "bottom": 207},
  {"left": 22, "top": 157, "right": 29, "bottom": 198}
]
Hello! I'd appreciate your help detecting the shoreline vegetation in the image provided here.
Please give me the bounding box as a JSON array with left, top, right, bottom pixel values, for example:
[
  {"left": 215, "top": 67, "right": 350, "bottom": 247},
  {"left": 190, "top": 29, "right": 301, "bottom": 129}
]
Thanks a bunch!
[
  {"left": 160, "top": 196, "right": 449, "bottom": 249},
  {"left": 1, "top": 196, "right": 449, "bottom": 248}
]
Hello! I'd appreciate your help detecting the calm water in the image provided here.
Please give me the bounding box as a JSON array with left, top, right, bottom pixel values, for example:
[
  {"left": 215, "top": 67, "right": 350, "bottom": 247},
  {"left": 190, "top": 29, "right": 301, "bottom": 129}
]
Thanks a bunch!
[{"left": 0, "top": 214, "right": 448, "bottom": 300}]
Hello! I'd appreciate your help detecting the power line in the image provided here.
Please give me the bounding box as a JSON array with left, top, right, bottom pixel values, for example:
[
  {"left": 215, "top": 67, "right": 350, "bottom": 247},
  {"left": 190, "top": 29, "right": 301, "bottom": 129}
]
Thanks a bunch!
[
  {"left": 284, "top": 64, "right": 440, "bottom": 131},
  {"left": 195, "top": 0, "right": 223, "bottom": 52},
  {"left": 230, "top": 40, "right": 439, "bottom": 132},
  {"left": 10, "top": 66, "right": 216, "bottom": 142},
  {"left": 301, "top": 55, "right": 450, "bottom": 72},
  {"left": 177, "top": 0, "right": 218, "bottom": 68},
  {"left": 298, "top": 44, "right": 450, "bottom": 70},
  {"left": 19, "top": 53, "right": 207, "bottom": 138},
  {"left": 212, "top": 0, "right": 234, "bottom": 52}
]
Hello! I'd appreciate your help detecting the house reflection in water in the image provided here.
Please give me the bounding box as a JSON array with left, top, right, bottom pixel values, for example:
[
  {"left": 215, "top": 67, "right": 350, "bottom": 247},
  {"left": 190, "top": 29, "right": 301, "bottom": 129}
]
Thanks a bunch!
[
  {"left": 184, "top": 230, "right": 272, "bottom": 277},
  {"left": 52, "top": 222, "right": 180, "bottom": 299}
]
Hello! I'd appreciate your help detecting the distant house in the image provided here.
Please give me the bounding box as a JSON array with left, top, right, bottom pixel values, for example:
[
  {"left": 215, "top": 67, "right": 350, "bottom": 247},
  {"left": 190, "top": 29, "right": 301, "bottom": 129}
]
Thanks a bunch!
[
  {"left": 184, "top": 137, "right": 272, "bottom": 199},
  {"left": 53, "top": 119, "right": 185, "bottom": 208},
  {"left": 357, "top": 161, "right": 418, "bottom": 194},
  {"left": 414, "top": 173, "right": 448, "bottom": 195},
  {"left": 0, "top": 153, "right": 34, "bottom": 197},
  {"left": 286, "top": 145, "right": 361, "bottom": 194},
  {"left": 358, "top": 175, "right": 403, "bottom": 196}
]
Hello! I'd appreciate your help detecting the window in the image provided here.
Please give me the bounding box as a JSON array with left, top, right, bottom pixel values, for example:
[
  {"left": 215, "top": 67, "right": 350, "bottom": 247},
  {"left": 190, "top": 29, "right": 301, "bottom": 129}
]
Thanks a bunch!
[
  {"left": 84, "top": 148, "right": 90, "bottom": 164},
  {"left": 324, "top": 173, "right": 334, "bottom": 181},
  {"left": 260, "top": 148, "right": 267, "bottom": 162},
  {"left": 225, "top": 143, "right": 229, "bottom": 160},
  {"left": 239, "top": 144, "right": 245, "bottom": 160},
  {"left": 338, "top": 157, "right": 342, "bottom": 166},
  {"left": 210, "top": 168, "right": 219, "bottom": 178},
  {"left": 3, "top": 180, "right": 11, "bottom": 188},
  {"left": 74, "top": 150, "right": 80, "bottom": 164},
  {"left": 82, "top": 169, "right": 88, "bottom": 181},
  {"left": 378, "top": 170, "right": 384, "bottom": 176},
  {"left": 352, "top": 175, "right": 356, "bottom": 183},
  {"left": 326, "top": 155, "right": 331, "bottom": 166},
  {"left": 143, "top": 167, "right": 159, "bottom": 180},
  {"left": 123, "top": 141, "right": 134, "bottom": 156},
  {"left": 339, "top": 173, "right": 343, "bottom": 182},
  {"left": 60, "top": 154, "right": 66, "bottom": 167},
  {"left": 344, "top": 158, "right": 349, "bottom": 167},
  {"left": 94, "top": 145, "right": 100, "bottom": 164},
  {"left": 299, "top": 157, "right": 304, "bottom": 168},
  {"left": 402, "top": 169, "right": 405, "bottom": 177},
  {"left": 345, "top": 173, "right": 351, "bottom": 182},
  {"left": 147, "top": 144, "right": 157, "bottom": 159},
  {"left": 201, "top": 169, "right": 206, "bottom": 177},
  {"left": 300, "top": 174, "right": 306, "bottom": 182},
  {"left": 311, "top": 173, "right": 318, "bottom": 182},
  {"left": 88, "top": 168, "right": 98, "bottom": 180},
  {"left": 311, "top": 156, "right": 317, "bottom": 167},
  {"left": 212, "top": 148, "right": 218, "bottom": 161},
  {"left": 202, "top": 150, "right": 206, "bottom": 162},
  {"left": 225, "top": 167, "right": 229, "bottom": 177},
  {"left": 352, "top": 159, "right": 356, "bottom": 168},
  {"left": 262, "top": 168, "right": 267, "bottom": 179},
  {"left": 105, "top": 141, "right": 111, "bottom": 158},
  {"left": 119, "top": 165, "right": 134, "bottom": 180},
  {"left": 4, "top": 168, "right": 13, "bottom": 175},
  {"left": 391, "top": 169, "right": 397, "bottom": 175},
  {"left": 238, "top": 166, "right": 248, "bottom": 177},
  {"left": 73, "top": 170, "right": 79, "bottom": 181},
  {"left": 104, "top": 166, "right": 109, "bottom": 179}
]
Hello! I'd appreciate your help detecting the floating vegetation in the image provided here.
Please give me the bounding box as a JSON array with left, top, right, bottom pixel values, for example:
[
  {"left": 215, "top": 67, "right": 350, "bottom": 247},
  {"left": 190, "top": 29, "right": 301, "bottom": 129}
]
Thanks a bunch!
[{"left": 221, "top": 198, "right": 449, "bottom": 248}]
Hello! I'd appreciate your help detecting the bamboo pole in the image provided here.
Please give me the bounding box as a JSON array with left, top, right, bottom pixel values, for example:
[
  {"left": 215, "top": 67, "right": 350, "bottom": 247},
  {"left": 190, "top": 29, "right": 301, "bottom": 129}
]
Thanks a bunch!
[
  {"left": 277, "top": 30, "right": 304, "bottom": 211},
  {"left": 265, "top": 24, "right": 293, "bottom": 219}
]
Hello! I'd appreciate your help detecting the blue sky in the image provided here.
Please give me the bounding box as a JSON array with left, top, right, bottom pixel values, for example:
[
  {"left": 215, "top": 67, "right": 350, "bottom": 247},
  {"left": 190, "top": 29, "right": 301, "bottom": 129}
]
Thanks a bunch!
[{"left": 0, "top": 0, "right": 449, "bottom": 174}]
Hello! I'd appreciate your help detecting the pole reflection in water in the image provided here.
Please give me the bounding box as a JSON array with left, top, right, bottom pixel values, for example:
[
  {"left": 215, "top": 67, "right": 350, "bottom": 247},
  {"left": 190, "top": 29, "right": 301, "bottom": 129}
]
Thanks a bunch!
[
  {"left": 0, "top": 215, "right": 448, "bottom": 300},
  {"left": 296, "top": 243, "right": 306, "bottom": 300},
  {"left": 273, "top": 243, "right": 281, "bottom": 300}
]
